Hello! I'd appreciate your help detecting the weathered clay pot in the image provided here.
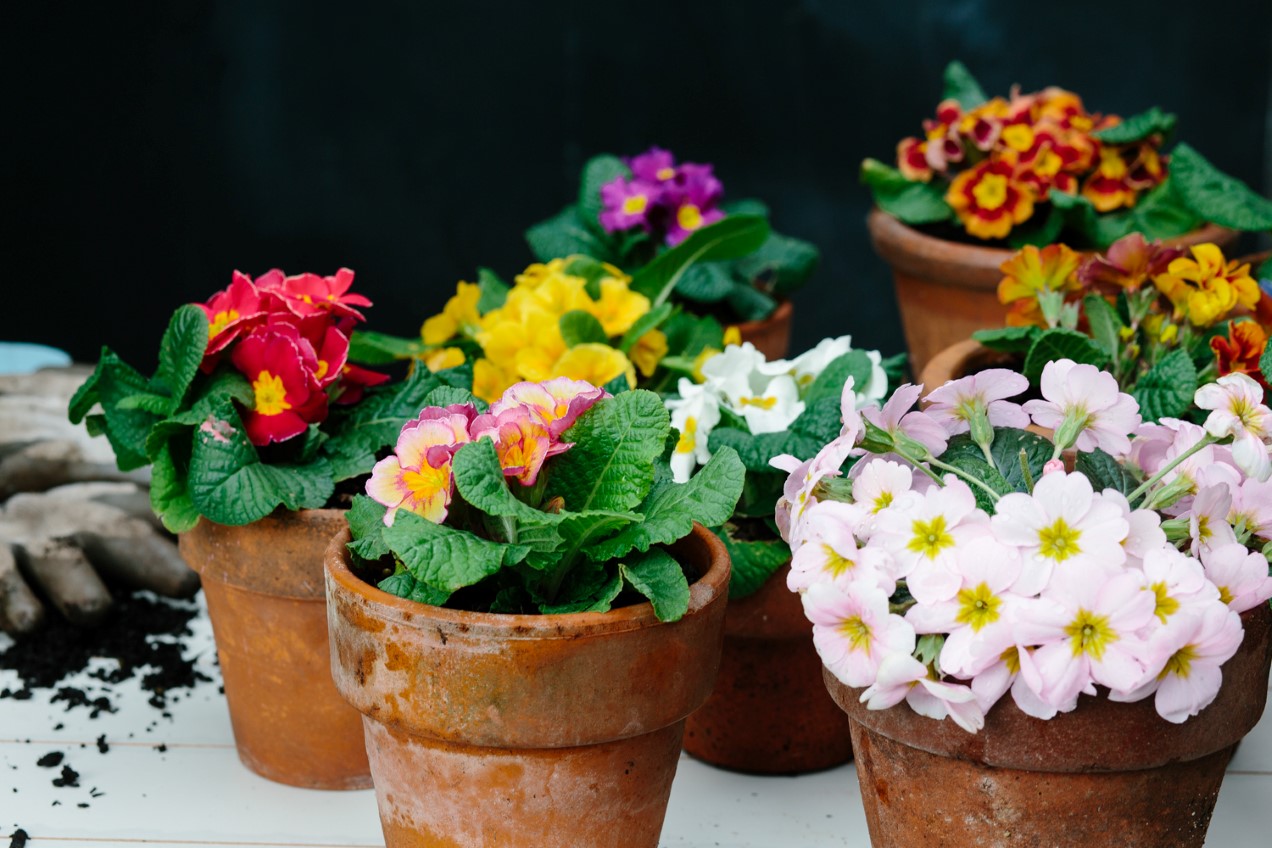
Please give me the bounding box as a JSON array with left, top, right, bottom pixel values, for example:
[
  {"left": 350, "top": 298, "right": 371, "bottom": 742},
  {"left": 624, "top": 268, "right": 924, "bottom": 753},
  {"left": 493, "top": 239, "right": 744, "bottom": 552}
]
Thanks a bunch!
[
  {"left": 325, "top": 523, "right": 730, "bottom": 848},
  {"left": 179, "top": 509, "right": 371, "bottom": 790},
  {"left": 684, "top": 564, "right": 853, "bottom": 774},
  {"left": 918, "top": 338, "right": 1014, "bottom": 391},
  {"left": 868, "top": 209, "right": 1239, "bottom": 374},
  {"left": 825, "top": 603, "right": 1272, "bottom": 847},
  {"left": 736, "top": 298, "right": 793, "bottom": 360}
]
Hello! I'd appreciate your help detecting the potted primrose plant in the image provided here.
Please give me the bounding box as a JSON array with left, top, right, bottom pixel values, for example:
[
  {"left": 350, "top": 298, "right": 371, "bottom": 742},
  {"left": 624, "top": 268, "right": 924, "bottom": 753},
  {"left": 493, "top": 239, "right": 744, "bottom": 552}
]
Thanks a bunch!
[
  {"left": 777, "top": 358, "right": 1272, "bottom": 846},
  {"left": 348, "top": 220, "right": 770, "bottom": 402},
  {"left": 864, "top": 61, "right": 1272, "bottom": 371},
  {"left": 525, "top": 146, "right": 821, "bottom": 358},
  {"left": 663, "top": 335, "right": 902, "bottom": 773},
  {"left": 68, "top": 268, "right": 455, "bottom": 789},
  {"left": 330, "top": 378, "right": 745, "bottom": 847},
  {"left": 922, "top": 235, "right": 1270, "bottom": 426}
]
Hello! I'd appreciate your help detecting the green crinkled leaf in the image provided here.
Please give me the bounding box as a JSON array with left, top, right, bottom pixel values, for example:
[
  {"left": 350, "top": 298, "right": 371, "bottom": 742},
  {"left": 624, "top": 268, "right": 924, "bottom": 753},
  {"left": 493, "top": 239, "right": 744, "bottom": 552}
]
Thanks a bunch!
[
  {"left": 630, "top": 215, "right": 771, "bottom": 306},
  {"left": 322, "top": 367, "right": 447, "bottom": 481},
  {"left": 1092, "top": 107, "right": 1177, "bottom": 144},
  {"left": 1113, "top": 178, "right": 1201, "bottom": 242},
  {"left": 149, "top": 441, "right": 199, "bottom": 533},
  {"left": 378, "top": 570, "right": 452, "bottom": 606},
  {"left": 154, "top": 305, "right": 209, "bottom": 405},
  {"left": 525, "top": 206, "right": 616, "bottom": 264},
  {"left": 577, "top": 154, "right": 631, "bottom": 232},
  {"left": 972, "top": 326, "right": 1042, "bottom": 354},
  {"left": 861, "top": 159, "right": 952, "bottom": 225},
  {"left": 347, "top": 330, "right": 428, "bottom": 366},
  {"left": 346, "top": 495, "right": 390, "bottom": 561},
  {"left": 423, "top": 384, "right": 482, "bottom": 410},
  {"left": 589, "top": 447, "right": 744, "bottom": 562},
  {"left": 537, "top": 562, "right": 623, "bottom": 615},
  {"left": 452, "top": 439, "right": 564, "bottom": 526},
  {"left": 881, "top": 352, "right": 910, "bottom": 389},
  {"left": 1169, "top": 143, "right": 1272, "bottom": 232},
  {"left": 1083, "top": 295, "right": 1124, "bottom": 359},
  {"left": 942, "top": 429, "right": 1052, "bottom": 495},
  {"left": 1260, "top": 336, "right": 1272, "bottom": 386},
  {"left": 942, "top": 60, "right": 986, "bottom": 110},
  {"left": 559, "top": 309, "right": 610, "bottom": 347},
  {"left": 1023, "top": 328, "right": 1110, "bottom": 383},
  {"left": 546, "top": 390, "right": 670, "bottom": 513},
  {"left": 1132, "top": 348, "right": 1198, "bottom": 423},
  {"left": 619, "top": 302, "right": 674, "bottom": 353},
  {"left": 475, "top": 267, "right": 510, "bottom": 312},
  {"left": 381, "top": 510, "right": 529, "bottom": 594},
  {"left": 562, "top": 255, "right": 615, "bottom": 299},
  {"left": 735, "top": 233, "right": 820, "bottom": 296},
  {"left": 1075, "top": 448, "right": 1136, "bottom": 496},
  {"left": 940, "top": 454, "right": 1014, "bottom": 513},
  {"left": 708, "top": 396, "right": 844, "bottom": 473},
  {"left": 725, "top": 282, "right": 778, "bottom": 323},
  {"left": 805, "top": 350, "right": 877, "bottom": 406},
  {"left": 118, "top": 392, "right": 177, "bottom": 415},
  {"left": 620, "top": 547, "right": 690, "bottom": 622},
  {"left": 187, "top": 397, "right": 333, "bottom": 525},
  {"left": 675, "top": 262, "right": 737, "bottom": 303},
  {"left": 661, "top": 311, "right": 725, "bottom": 360},
  {"left": 87, "top": 351, "right": 161, "bottom": 471},
  {"left": 721, "top": 198, "right": 770, "bottom": 217},
  {"left": 720, "top": 532, "right": 790, "bottom": 599}
]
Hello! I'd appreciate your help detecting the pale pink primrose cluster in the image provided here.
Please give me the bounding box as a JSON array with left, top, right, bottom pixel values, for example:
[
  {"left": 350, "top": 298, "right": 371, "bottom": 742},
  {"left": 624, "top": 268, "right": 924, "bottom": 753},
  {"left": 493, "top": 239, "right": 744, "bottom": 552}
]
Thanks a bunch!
[
  {"left": 367, "top": 378, "right": 606, "bottom": 526},
  {"left": 775, "top": 359, "right": 1272, "bottom": 731}
]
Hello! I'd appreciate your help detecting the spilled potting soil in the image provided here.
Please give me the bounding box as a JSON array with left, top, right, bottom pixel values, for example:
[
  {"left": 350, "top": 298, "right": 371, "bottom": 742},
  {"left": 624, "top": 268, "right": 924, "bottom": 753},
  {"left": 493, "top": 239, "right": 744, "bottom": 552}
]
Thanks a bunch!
[{"left": 0, "top": 589, "right": 213, "bottom": 716}]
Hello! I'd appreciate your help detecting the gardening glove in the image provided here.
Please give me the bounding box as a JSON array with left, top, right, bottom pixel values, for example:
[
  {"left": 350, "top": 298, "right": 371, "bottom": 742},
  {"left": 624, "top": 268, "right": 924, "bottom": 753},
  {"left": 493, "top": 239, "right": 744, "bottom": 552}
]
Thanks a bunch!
[{"left": 0, "top": 368, "right": 199, "bottom": 634}]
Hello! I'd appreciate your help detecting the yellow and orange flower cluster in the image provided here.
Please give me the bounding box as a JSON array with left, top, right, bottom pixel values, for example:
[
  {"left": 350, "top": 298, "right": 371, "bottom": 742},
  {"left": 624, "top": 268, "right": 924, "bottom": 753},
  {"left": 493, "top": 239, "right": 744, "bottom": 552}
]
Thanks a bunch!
[
  {"left": 1153, "top": 244, "right": 1259, "bottom": 328},
  {"left": 421, "top": 258, "right": 669, "bottom": 402},
  {"left": 898, "top": 87, "right": 1167, "bottom": 240}
]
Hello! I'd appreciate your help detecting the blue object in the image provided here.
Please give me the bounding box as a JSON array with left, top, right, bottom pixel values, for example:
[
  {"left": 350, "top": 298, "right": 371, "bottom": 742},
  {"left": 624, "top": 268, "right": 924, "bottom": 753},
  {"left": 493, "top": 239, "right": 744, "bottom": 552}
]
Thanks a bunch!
[{"left": 0, "top": 342, "right": 73, "bottom": 375}]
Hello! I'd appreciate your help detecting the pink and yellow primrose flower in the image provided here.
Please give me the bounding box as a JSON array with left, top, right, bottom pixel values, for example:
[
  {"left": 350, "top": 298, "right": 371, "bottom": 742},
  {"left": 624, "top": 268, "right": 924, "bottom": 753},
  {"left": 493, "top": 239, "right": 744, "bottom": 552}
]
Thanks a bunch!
[
  {"left": 946, "top": 158, "right": 1035, "bottom": 241},
  {"left": 490, "top": 378, "right": 607, "bottom": 439},
  {"left": 366, "top": 410, "right": 473, "bottom": 526},
  {"left": 469, "top": 405, "right": 557, "bottom": 487},
  {"left": 229, "top": 323, "right": 329, "bottom": 446}
]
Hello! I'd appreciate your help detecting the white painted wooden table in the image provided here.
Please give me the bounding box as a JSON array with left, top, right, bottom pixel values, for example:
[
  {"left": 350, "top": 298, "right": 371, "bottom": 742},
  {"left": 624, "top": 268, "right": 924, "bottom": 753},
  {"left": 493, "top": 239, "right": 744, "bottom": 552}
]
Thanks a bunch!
[{"left": 2, "top": 594, "right": 1269, "bottom": 847}]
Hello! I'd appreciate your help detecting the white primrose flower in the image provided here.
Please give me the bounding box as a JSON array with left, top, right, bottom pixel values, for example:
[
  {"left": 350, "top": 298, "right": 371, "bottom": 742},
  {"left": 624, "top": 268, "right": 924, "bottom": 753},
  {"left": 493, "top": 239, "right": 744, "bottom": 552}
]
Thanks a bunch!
[
  {"left": 767, "top": 335, "right": 889, "bottom": 407},
  {"left": 664, "top": 378, "right": 722, "bottom": 484},
  {"left": 701, "top": 342, "right": 805, "bottom": 434},
  {"left": 1023, "top": 359, "right": 1141, "bottom": 457}
]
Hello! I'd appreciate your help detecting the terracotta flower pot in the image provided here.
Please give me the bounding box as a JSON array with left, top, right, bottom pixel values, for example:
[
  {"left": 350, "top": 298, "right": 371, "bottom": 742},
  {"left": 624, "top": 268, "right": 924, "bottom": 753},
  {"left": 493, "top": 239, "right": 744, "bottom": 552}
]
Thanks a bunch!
[
  {"left": 735, "top": 298, "right": 793, "bottom": 360},
  {"left": 325, "top": 523, "right": 731, "bottom": 848},
  {"left": 178, "top": 509, "right": 371, "bottom": 790},
  {"left": 824, "top": 603, "right": 1272, "bottom": 847},
  {"left": 918, "top": 338, "right": 1013, "bottom": 391},
  {"left": 684, "top": 564, "right": 853, "bottom": 774},
  {"left": 867, "top": 209, "right": 1238, "bottom": 374}
]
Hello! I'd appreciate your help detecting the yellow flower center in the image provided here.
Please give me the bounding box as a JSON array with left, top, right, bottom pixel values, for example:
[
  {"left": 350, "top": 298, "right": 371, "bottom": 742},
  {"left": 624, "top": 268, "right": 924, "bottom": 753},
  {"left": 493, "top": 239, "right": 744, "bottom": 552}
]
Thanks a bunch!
[
  {"left": 871, "top": 491, "right": 894, "bottom": 513},
  {"left": 972, "top": 173, "right": 1009, "bottom": 211},
  {"left": 1217, "top": 585, "right": 1234, "bottom": 605},
  {"left": 209, "top": 309, "right": 239, "bottom": 340},
  {"left": 656, "top": 166, "right": 675, "bottom": 181},
  {"left": 906, "top": 515, "right": 955, "bottom": 560},
  {"left": 1064, "top": 609, "right": 1117, "bottom": 661},
  {"left": 1001, "top": 646, "right": 1021, "bottom": 675},
  {"left": 314, "top": 360, "right": 329, "bottom": 381},
  {"left": 677, "top": 203, "right": 704, "bottom": 232},
  {"left": 1038, "top": 518, "right": 1082, "bottom": 562},
  {"left": 1002, "top": 124, "right": 1035, "bottom": 152},
  {"left": 739, "top": 395, "right": 778, "bottom": 410},
  {"left": 823, "top": 543, "right": 856, "bottom": 578},
  {"left": 955, "top": 582, "right": 1002, "bottom": 632},
  {"left": 621, "top": 194, "right": 649, "bottom": 216},
  {"left": 251, "top": 370, "right": 291, "bottom": 416},
  {"left": 839, "top": 615, "right": 873, "bottom": 652},
  {"left": 675, "top": 417, "right": 698, "bottom": 454},
  {"left": 1159, "top": 644, "right": 1198, "bottom": 680},
  {"left": 402, "top": 464, "right": 449, "bottom": 498},
  {"left": 1151, "top": 581, "right": 1180, "bottom": 624}
]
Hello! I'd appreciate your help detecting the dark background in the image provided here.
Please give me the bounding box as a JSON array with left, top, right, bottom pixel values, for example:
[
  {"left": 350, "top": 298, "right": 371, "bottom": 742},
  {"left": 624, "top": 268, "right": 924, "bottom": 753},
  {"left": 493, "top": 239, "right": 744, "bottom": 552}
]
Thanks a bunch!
[{"left": 7, "top": 0, "right": 1271, "bottom": 369}]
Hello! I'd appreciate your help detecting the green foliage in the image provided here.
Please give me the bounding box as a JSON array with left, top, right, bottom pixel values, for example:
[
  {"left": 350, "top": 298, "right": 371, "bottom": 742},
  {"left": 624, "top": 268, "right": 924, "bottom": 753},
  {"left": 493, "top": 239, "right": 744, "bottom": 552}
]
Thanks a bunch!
[
  {"left": 475, "top": 267, "right": 510, "bottom": 312},
  {"left": 1170, "top": 143, "right": 1272, "bottom": 232},
  {"left": 346, "top": 496, "right": 390, "bottom": 561},
  {"left": 805, "top": 350, "right": 877, "bottom": 405},
  {"left": 630, "top": 215, "right": 772, "bottom": 307},
  {"left": 972, "top": 326, "right": 1042, "bottom": 354},
  {"left": 618, "top": 303, "right": 674, "bottom": 353},
  {"left": 154, "top": 306, "right": 209, "bottom": 406},
  {"left": 940, "top": 453, "right": 1014, "bottom": 512},
  {"left": 943, "top": 429, "right": 1052, "bottom": 495},
  {"left": 1007, "top": 206, "right": 1065, "bottom": 249},
  {"left": 942, "top": 60, "right": 987, "bottom": 110},
  {"left": 577, "top": 154, "right": 630, "bottom": 229},
  {"left": 709, "top": 396, "right": 843, "bottom": 473},
  {"left": 1092, "top": 107, "right": 1177, "bottom": 144},
  {"left": 619, "top": 548, "right": 690, "bottom": 622},
  {"left": 860, "top": 159, "right": 952, "bottom": 225},
  {"left": 559, "top": 309, "right": 610, "bottom": 347},
  {"left": 378, "top": 570, "right": 452, "bottom": 606},
  {"left": 525, "top": 206, "right": 617, "bottom": 264},
  {"left": 347, "top": 330, "right": 429, "bottom": 365},
  {"left": 1083, "top": 295, "right": 1124, "bottom": 359},
  {"left": 735, "top": 233, "right": 821, "bottom": 297},
  {"left": 675, "top": 262, "right": 736, "bottom": 302},
  {"left": 721, "top": 533, "right": 790, "bottom": 600},
  {"left": 382, "top": 510, "right": 529, "bottom": 594},
  {"left": 1075, "top": 449, "right": 1137, "bottom": 496},
  {"left": 1132, "top": 348, "right": 1198, "bottom": 422},
  {"left": 1022, "top": 329, "right": 1110, "bottom": 383}
]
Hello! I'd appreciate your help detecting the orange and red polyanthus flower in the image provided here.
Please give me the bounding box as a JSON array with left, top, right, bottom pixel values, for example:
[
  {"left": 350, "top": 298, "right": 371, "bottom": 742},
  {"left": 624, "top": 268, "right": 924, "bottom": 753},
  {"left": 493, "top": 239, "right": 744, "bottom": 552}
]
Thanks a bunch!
[{"left": 947, "top": 159, "right": 1035, "bottom": 241}]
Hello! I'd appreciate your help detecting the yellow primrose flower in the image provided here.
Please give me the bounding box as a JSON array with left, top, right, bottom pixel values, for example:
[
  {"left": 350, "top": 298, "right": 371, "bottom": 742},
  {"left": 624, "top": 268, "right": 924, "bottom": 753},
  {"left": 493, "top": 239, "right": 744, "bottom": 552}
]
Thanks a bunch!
[
  {"left": 421, "top": 282, "right": 482, "bottom": 345},
  {"left": 1154, "top": 244, "right": 1259, "bottom": 327},
  {"left": 723, "top": 326, "right": 742, "bottom": 346},
  {"left": 423, "top": 347, "right": 465, "bottom": 372},
  {"left": 513, "top": 259, "right": 569, "bottom": 289},
  {"left": 630, "top": 329, "right": 669, "bottom": 377},
  {"left": 691, "top": 347, "right": 719, "bottom": 383},
  {"left": 589, "top": 277, "right": 651, "bottom": 336},
  {"left": 554, "top": 343, "right": 636, "bottom": 390},
  {"left": 473, "top": 359, "right": 515, "bottom": 403}
]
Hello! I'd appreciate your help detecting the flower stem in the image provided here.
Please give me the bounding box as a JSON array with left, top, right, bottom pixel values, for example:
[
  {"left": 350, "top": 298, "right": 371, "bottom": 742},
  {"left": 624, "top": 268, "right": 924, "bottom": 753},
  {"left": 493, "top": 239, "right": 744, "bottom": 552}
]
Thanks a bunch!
[
  {"left": 1018, "top": 448, "right": 1037, "bottom": 494},
  {"left": 1127, "top": 434, "right": 1219, "bottom": 506},
  {"left": 926, "top": 455, "right": 1003, "bottom": 502}
]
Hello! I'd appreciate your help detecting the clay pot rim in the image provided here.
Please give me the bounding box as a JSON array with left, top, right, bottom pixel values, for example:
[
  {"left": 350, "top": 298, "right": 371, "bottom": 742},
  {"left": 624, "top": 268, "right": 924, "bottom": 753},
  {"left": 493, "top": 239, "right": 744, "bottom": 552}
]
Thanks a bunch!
[
  {"left": 732, "top": 297, "right": 792, "bottom": 334},
  {"left": 325, "top": 522, "right": 730, "bottom": 639},
  {"left": 868, "top": 207, "right": 1236, "bottom": 268}
]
